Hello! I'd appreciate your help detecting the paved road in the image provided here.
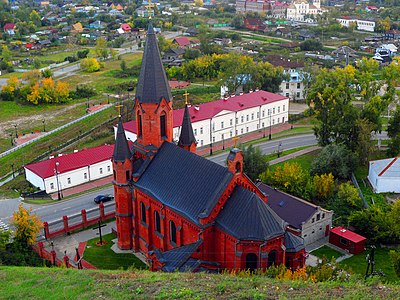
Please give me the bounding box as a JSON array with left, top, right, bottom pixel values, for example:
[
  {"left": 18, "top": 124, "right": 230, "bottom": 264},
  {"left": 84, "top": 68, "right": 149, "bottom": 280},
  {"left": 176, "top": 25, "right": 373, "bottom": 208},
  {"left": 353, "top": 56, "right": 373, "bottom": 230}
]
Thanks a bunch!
[{"left": 0, "top": 134, "right": 317, "bottom": 225}]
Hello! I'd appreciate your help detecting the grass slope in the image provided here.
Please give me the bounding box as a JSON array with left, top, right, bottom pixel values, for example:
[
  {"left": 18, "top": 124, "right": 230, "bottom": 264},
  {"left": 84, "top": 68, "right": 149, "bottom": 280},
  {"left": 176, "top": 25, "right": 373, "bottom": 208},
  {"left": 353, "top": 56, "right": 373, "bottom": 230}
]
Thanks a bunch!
[{"left": 1, "top": 266, "right": 399, "bottom": 299}]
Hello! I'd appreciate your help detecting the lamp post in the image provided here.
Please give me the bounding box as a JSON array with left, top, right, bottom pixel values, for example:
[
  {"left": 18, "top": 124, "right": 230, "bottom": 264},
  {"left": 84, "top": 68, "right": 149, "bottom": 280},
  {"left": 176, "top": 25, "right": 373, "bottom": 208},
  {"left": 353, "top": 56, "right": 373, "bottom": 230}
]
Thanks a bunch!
[
  {"left": 107, "top": 94, "right": 110, "bottom": 104},
  {"left": 11, "top": 163, "right": 15, "bottom": 178},
  {"left": 10, "top": 133, "right": 13, "bottom": 146},
  {"left": 87, "top": 96, "right": 90, "bottom": 109},
  {"left": 269, "top": 112, "right": 272, "bottom": 140},
  {"left": 222, "top": 134, "right": 225, "bottom": 150},
  {"left": 278, "top": 142, "right": 282, "bottom": 158},
  {"left": 14, "top": 124, "right": 18, "bottom": 138},
  {"left": 54, "top": 161, "right": 61, "bottom": 200},
  {"left": 42, "top": 119, "right": 46, "bottom": 132}
]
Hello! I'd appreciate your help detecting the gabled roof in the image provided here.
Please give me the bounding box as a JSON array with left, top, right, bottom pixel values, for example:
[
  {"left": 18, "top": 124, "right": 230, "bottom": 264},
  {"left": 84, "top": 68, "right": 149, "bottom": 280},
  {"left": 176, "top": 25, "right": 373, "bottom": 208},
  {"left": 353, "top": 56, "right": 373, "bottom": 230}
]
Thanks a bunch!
[
  {"left": 150, "top": 240, "right": 203, "bottom": 272},
  {"left": 285, "top": 232, "right": 305, "bottom": 253},
  {"left": 113, "top": 120, "right": 132, "bottom": 162},
  {"left": 257, "top": 183, "right": 318, "bottom": 230},
  {"left": 173, "top": 37, "right": 191, "bottom": 47},
  {"left": 330, "top": 226, "right": 366, "bottom": 243},
  {"left": 134, "top": 142, "right": 233, "bottom": 225},
  {"left": 370, "top": 157, "right": 400, "bottom": 177},
  {"left": 123, "top": 90, "right": 288, "bottom": 134},
  {"left": 178, "top": 105, "right": 196, "bottom": 147},
  {"left": 24, "top": 144, "right": 114, "bottom": 179},
  {"left": 4, "top": 23, "right": 16, "bottom": 30},
  {"left": 216, "top": 185, "right": 286, "bottom": 241},
  {"left": 135, "top": 22, "right": 172, "bottom": 104}
]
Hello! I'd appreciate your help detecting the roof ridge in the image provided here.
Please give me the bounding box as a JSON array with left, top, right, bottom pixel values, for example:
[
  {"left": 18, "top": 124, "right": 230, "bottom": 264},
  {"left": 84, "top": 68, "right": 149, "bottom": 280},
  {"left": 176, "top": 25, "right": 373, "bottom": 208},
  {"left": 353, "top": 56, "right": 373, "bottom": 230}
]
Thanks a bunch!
[{"left": 378, "top": 157, "right": 398, "bottom": 176}]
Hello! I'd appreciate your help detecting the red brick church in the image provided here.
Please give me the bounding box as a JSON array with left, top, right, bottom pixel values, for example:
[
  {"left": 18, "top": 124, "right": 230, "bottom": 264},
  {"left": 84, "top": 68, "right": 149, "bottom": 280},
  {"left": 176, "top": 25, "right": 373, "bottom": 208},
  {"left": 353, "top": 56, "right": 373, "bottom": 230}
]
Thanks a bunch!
[{"left": 112, "top": 23, "right": 306, "bottom": 272}]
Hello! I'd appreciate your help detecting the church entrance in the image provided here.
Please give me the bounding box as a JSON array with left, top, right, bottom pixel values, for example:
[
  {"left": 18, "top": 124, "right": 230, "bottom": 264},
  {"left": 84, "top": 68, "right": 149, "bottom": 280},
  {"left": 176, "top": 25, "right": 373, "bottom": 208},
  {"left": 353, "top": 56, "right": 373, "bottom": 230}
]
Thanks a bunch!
[
  {"left": 245, "top": 253, "right": 258, "bottom": 271},
  {"left": 268, "top": 250, "right": 277, "bottom": 267}
]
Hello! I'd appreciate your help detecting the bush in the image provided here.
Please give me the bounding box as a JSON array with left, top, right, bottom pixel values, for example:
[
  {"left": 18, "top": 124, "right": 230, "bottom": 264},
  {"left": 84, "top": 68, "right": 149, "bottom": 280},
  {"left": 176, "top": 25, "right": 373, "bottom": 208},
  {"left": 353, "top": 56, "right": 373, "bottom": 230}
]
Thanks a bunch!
[
  {"left": 81, "top": 58, "right": 100, "bottom": 72},
  {"left": 76, "top": 49, "right": 90, "bottom": 59},
  {"left": 70, "top": 84, "right": 97, "bottom": 99},
  {"left": 107, "top": 81, "right": 137, "bottom": 93},
  {"left": 64, "top": 55, "right": 78, "bottom": 63}
]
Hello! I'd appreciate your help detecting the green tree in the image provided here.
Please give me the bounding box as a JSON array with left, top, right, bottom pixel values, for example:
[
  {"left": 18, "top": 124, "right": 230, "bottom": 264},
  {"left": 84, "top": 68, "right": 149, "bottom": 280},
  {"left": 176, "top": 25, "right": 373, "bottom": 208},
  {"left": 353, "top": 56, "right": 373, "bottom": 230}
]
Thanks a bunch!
[
  {"left": 94, "top": 37, "right": 109, "bottom": 60},
  {"left": 387, "top": 105, "right": 400, "bottom": 156},
  {"left": 219, "top": 53, "right": 254, "bottom": 95},
  {"left": 29, "top": 10, "right": 41, "bottom": 27},
  {"left": 239, "top": 144, "right": 269, "bottom": 181},
  {"left": 354, "top": 119, "right": 375, "bottom": 166},
  {"left": 389, "top": 250, "right": 400, "bottom": 278},
  {"left": 1, "top": 45, "right": 12, "bottom": 63},
  {"left": 311, "top": 144, "right": 357, "bottom": 179}
]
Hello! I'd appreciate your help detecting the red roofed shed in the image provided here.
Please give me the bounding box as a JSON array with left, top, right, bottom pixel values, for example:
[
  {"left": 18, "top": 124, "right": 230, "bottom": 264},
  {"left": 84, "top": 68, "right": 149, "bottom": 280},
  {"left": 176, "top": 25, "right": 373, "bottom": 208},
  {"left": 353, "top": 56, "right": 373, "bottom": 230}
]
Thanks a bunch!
[
  {"left": 329, "top": 226, "right": 366, "bottom": 254},
  {"left": 173, "top": 37, "right": 191, "bottom": 47}
]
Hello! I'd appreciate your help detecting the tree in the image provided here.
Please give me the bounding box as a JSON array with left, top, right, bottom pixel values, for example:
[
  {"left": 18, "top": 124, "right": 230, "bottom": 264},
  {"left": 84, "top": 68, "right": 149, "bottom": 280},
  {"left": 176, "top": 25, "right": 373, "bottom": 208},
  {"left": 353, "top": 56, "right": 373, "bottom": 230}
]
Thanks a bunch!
[
  {"left": 354, "top": 118, "right": 375, "bottom": 166},
  {"left": 387, "top": 105, "right": 400, "bottom": 156},
  {"left": 29, "top": 10, "right": 41, "bottom": 27},
  {"left": 231, "top": 15, "right": 244, "bottom": 29},
  {"left": 300, "top": 39, "right": 323, "bottom": 51},
  {"left": 311, "top": 144, "right": 356, "bottom": 179},
  {"left": 313, "top": 173, "right": 335, "bottom": 202},
  {"left": 94, "top": 37, "right": 109, "bottom": 60},
  {"left": 1, "top": 45, "right": 12, "bottom": 63},
  {"left": 23, "top": 70, "right": 41, "bottom": 86},
  {"left": 252, "top": 62, "right": 286, "bottom": 93},
  {"left": 194, "top": 0, "right": 204, "bottom": 7},
  {"left": 11, "top": 204, "right": 42, "bottom": 246},
  {"left": 81, "top": 58, "right": 101, "bottom": 72},
  {"left": 219, "top": 53, "right": 254, "bottom": 95},
  {"left": 389, "top": 250, "right": 400, "bottom": 278},
  {"left": 76, "top": 48, "right": 90, "bottom": 59},
  {"left": 239, "top": 145, "right": 269, "bottom": 181}
]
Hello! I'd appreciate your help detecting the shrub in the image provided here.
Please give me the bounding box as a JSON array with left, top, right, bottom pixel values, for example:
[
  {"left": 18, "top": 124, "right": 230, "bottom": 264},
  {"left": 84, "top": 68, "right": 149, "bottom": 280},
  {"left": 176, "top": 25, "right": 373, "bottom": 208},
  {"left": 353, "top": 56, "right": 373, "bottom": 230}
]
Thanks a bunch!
[{"left": 81, "top": 58, "right": 101, "bottom": 72}]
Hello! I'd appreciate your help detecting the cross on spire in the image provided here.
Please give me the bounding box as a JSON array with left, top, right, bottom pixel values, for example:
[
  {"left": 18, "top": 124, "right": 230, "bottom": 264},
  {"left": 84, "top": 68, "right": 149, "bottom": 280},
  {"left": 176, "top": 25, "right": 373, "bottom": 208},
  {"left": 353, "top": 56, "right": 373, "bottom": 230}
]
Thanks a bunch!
[
  {"left": 115, "top": 103, "right": 123, "bottom": 118},
  {"left": 145, "top": 0, "right": 154, "bottom": 19},
  {"left": 232, "top": 136, "right": 240, "bottom": 148},
  {"left": 183, "top": 91, "right": 190, "bottom": 105}
]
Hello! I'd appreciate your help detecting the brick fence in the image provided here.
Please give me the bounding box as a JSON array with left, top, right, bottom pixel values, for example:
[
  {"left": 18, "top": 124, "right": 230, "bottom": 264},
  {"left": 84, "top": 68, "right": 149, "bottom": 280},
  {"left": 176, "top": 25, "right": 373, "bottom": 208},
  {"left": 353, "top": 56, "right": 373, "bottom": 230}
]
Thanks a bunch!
[{"left": 32, "top": 242, "right": 73, "bottom": 268}]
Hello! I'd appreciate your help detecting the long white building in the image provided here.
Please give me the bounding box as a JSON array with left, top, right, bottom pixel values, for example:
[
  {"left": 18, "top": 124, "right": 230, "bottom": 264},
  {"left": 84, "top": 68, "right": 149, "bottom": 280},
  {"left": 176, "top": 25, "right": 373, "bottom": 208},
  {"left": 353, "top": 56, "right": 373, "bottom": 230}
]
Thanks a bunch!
[
  {"left": 119, "top": 90, "right": 289, "bottom": 147},
  {"left": 24, "top": 144, "right": 114, "bottom": 194},
  {"left": 336, "top": 17, "right": 376, "bottom": 32},
  {"left": 286, "top": 0, "right": 322, "bottom": 22}
]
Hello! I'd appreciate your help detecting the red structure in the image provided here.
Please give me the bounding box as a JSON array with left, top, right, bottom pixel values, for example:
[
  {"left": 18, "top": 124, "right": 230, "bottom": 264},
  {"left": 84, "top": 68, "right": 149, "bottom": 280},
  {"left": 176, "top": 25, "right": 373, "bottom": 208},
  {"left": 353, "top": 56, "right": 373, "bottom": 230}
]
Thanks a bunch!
[
  {"left": 112, "top": 22, "right": 306, "bottom": 272},
  {"left": 329, "top": 226, "right": 366, "bottom": 255}
]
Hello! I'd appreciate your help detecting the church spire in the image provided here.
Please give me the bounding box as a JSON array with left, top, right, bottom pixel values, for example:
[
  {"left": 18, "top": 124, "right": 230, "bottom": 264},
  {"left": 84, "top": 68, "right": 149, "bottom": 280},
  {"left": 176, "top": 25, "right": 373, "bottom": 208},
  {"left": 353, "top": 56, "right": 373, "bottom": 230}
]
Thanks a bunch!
[
  {"left": 178, "top": 104, "right": 196, "bottom": 153},
  {"left": 113, "top": 119, "right": 131, "bottom": 162},
  {"left": 135, "top": 22, "right": 172, "bottom": 104}
]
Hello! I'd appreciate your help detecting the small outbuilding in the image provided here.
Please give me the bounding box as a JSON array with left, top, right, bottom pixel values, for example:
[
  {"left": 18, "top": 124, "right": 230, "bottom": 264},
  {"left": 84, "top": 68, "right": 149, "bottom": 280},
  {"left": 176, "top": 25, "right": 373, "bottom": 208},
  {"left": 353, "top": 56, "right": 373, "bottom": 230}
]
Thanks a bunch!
[
  {"left": 368, "top": 157, "right": 400, "bottom": 193},
  {"left": 329, "top": 226, "right": 366, "bottom": 255}
]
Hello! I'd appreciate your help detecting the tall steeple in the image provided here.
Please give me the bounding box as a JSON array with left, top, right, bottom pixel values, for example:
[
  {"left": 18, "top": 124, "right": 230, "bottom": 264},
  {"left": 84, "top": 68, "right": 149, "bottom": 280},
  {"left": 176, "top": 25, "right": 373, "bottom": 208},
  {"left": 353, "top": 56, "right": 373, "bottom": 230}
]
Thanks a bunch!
[
  {"left": 178, "top": 105, "right": 196, "bottom": 153},
  {"left": 113, "top": 119, "right": 131, "bottom": 162},
  {"left": 135, "top": 22, "right": 172, "bottom": 104}
]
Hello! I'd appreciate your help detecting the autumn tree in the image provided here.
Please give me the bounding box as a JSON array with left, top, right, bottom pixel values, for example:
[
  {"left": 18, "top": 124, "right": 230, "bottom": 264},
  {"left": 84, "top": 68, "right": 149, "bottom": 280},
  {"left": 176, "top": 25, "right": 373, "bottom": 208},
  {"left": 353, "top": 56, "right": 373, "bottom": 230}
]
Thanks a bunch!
[
  {"left": 11, "top": 204, "right": 42, "bottom": 246},
  {"left": 29, "top": 10, "right": 41, "bottom": 27},
  {"left": 27, "top": 78, "right": 70, "bottom": 104},
  {"left": 81, "top": 58, "right": 101, "bottom": 72},
  {"left": 1, "top": 76, "right": 21, "bottom": 101},
  {"left": 313, "top": 173, "right": 335, "bottom": 202},
  {"left": 94, "top": 37, "right": 109, "bottom": 60}
]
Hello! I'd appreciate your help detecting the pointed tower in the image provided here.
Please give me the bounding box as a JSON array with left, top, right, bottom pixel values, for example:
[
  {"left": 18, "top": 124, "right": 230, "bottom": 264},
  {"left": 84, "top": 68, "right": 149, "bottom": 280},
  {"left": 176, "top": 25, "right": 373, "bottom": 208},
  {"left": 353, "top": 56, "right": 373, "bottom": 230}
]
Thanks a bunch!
[
  {"left": 134, "top": 22, "right": 173, "bottom": 149},
  {"left": 178, "top": 105, "right": 196, "bottom": 153},
  {"left": 112, "top": 119, "right": 133, "bottom": 250}
]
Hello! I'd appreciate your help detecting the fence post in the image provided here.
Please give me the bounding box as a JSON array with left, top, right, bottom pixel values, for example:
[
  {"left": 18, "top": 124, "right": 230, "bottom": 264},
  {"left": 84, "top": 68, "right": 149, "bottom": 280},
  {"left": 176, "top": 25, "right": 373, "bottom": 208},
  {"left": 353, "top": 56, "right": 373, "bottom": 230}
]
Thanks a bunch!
[
  {"left": 38, "top": 241, "right": 44, "bottom": 257},
  {"left": 51, "top": 249, "right": 57, "bottom": 266},
  {"left": 81, "top": 209, "right": 87, "bottom": 228},
  {"left": 63, "top": 215, "right": 69, "bottom": 234},
  {"left": 99, "top": 203, "right": 105, "bottom": 221},
  {"left": 63, "top": 251, "right": 69, "bottom": 268},
  {"left": 43, "top": 222, "right": 50, "bottom": 240}
]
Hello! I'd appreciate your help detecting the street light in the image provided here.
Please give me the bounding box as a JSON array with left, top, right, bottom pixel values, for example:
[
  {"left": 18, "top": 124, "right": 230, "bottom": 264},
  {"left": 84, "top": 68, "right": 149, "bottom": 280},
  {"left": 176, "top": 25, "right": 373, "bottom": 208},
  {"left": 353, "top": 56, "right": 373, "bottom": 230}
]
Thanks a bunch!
[
  {"left": 278, "top": 142, "right": 282, "bottom": 158},
  {"left": 54, "top": 161, "right": 61, "bottom": 200},
  {"left": 87, "top": 96, "right": 90, "bottom": 109},
  {"left": 9, "top": 133, "right": 13, "bottom": 146},
  {"left": 14, "top": 124, "right": 18, "bottom": 138},
  {"left": 107, "top": 94, "right": 110, "bottom": 104},
  {"left": 222, "top": 134, "right": 225, "bottom": 150},
  {"left": 42, "top": 119, "right": 46, "bottom": 132}
]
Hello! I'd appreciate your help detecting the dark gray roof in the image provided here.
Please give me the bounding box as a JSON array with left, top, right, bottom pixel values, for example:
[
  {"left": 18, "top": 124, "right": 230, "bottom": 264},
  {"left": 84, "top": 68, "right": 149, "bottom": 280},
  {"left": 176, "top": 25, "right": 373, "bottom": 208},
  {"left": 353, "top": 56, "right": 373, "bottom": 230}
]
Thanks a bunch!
[
  {"left": 113, "top": 119, "right": 131, "bottom": 162},
  {"left": 178, "top": 105, "right": 196, "bottom": 147},
  {"left": 134, "top": 142, "right": 233, "bottom": 225},
  {"left": 257, "top": 183, "right": 317, "bottom": 229},
  {"left": 284, "top": 232, "right": 305, "bottom": 253},
  {"left": 150, "top": 240, "right": 203, "bottom": 272},
  {"left": 216, "top": 186, "right": 285, "bottom": 241},
  {"left": 135, "top": 22, "right": 172, "bottom": 104},
  {"left": 227, "top": 148, "right": 241, "bottom": 161}
]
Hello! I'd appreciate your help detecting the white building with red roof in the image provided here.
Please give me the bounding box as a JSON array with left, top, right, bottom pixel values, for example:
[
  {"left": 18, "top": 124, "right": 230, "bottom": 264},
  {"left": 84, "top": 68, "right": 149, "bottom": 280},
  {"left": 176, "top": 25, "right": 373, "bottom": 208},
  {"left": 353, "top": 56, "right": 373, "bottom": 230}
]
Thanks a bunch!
[
  {"left": 24, "top": 144, "right": 115, "bottom": 194},
  {"left": 118, "top": 90, "right": 289, "bottom": 147},
  {"left": 368, "top": 157, "right": 400, "bottom": 193}
]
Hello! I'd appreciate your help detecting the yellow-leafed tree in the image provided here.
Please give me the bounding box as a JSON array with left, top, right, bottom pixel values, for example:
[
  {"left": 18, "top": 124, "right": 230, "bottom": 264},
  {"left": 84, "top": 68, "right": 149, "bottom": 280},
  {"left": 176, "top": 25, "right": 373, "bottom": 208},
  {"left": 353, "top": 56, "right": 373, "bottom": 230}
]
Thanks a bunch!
[{"left": 11, "top": 204, "right": 42, "bottom": 245}]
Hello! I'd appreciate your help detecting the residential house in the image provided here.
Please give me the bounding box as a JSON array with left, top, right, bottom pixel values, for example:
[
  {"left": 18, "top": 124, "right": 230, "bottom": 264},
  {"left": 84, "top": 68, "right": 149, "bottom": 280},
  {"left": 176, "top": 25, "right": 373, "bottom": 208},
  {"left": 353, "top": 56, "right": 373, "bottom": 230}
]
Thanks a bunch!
[
  {"left": 121, "top": 23, "right": 131, "bottom": 32},
  {"left": 87, "top": 20, "right": 106, "bottom": 29},
  {"left": 298, "top": 29, "right": 315, "bottom": 40},
  {"left": 173, "top": 37, "right": 191, "bottom": 48},
  {"left": 3, "top": 23, "right": 16, "bottom": 35},
  {"left": 385, "top": 29, "right": 400, "bottom": 40},
  {"left": 71, "top": 22, "right": 84, "bottom": 33},
  {"left": 244, "top": 17, "right": 267, "bottom": 32},
  {"left": 368, "top": 157, "right": 400, "bottom": 193}
]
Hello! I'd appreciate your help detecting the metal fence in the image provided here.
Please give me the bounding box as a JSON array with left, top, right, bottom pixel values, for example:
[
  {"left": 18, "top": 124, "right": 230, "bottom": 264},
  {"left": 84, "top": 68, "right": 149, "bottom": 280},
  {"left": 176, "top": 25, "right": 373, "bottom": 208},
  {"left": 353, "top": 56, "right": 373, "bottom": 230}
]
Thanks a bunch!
[{"left": 351, "top": 173, "right": 369, "bottom": 208}]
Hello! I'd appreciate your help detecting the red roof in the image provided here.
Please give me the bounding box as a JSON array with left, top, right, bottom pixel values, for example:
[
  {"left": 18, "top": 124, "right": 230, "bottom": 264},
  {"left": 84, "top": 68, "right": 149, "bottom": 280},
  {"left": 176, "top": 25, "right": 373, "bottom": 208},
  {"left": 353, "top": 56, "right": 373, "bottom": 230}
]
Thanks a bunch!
[
  {"left": 330, "top": 226, "right": 366, "bottom": 243},
  {"left": 173, "top": 37, "right": 191, "bottom": 47},
  {"left": 124, "top": 90, "right": 287, "bottom": 133},
  {"left": 26, "top": 43, "right": 33, "bottom": 49},
  {"left": 4, "top": 23, "right": 16, "bottom": 30},
  {"left": 121, "top": 23, "right": 131, "bottom": 31},
  {"left": 169, "top": 80, "right": 190, "bottom": 89},
  {"left": 24, "top": 144, "right": 115, "bottom": 179}
]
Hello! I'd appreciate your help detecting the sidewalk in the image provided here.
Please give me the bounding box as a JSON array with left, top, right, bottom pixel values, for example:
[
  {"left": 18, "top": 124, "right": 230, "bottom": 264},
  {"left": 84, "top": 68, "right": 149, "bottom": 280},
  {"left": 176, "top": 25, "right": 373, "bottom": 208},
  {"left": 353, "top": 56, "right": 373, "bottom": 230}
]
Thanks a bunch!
[
  {"left": 269, "top": 145, "right": 321, "bottom": 166},
  {"left": 49, "top": 176, "right": 113, "bottom": 199}
]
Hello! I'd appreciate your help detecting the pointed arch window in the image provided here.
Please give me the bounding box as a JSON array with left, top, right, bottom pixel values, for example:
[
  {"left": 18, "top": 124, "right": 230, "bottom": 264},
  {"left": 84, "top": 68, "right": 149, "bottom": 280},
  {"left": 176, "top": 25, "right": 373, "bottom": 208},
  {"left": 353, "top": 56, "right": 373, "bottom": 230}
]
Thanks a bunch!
[
  {"left": 169, "top": 220, "right": 176, "bottom": 244},
  {"left": 138, "top": 113, "right": 143, "bottom": 137},
  {"left": 160, "top": 112, "right": 166, "bottom": 138},
  {"left": 154, "top": 211, "right": 161, "bottom": 233},
  {"left": 140, "top": 202, "right": 146, "bottom": 224}
]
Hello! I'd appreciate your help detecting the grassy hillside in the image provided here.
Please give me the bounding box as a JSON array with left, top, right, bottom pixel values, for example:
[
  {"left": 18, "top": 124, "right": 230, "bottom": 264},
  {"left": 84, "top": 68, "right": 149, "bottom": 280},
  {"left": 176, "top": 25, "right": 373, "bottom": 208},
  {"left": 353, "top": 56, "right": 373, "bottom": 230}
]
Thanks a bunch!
[{"left": 1, "top": 266, "right": 399, "bottom": 299}]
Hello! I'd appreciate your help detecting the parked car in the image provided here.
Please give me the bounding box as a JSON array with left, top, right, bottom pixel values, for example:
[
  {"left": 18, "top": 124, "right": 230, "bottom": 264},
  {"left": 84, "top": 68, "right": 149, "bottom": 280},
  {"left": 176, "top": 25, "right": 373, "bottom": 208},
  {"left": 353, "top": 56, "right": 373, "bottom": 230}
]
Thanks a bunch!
[{"left": 94, "top": 194, "right": 114, "bottom": 204}]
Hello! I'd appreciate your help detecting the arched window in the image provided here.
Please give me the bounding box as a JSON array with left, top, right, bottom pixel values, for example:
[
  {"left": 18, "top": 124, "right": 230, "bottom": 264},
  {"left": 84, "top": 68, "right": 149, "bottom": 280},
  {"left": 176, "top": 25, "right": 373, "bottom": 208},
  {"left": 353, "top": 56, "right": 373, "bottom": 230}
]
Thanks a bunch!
[
  {"left": 235, "top": 162, "right": 241, "bottom": 173},
  {"left": 246, "top": 253, "right": 258, "bottom": 271},
  {"left": 169, "top": 220, "right": 176, "bottom": 244},
  {"left": 268, "top": 250, "right": 277, "bottom": 267},
  {"left": 140, "top": 202, "right": 146, "bottom": 224},
  {"left": 137, "top": 113, "right": 143, "bottom": 137},
  {"left": 126, "top": 170, "right": 130, "bottom": 181},
  {"left": 154, "top": 211, "right": 161, "bottom": 233},
  {"left": 160, "top": 112, "right": 166, "bottom": 138}
]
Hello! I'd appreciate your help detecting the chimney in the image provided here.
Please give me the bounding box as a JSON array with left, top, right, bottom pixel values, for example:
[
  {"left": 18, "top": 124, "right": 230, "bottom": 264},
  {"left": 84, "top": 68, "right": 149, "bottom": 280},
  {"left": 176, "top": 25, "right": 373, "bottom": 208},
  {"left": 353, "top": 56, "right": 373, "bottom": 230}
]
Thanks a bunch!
[
  {"left": 49, "top": 155, "right": 54, "bottom": 159},
  {"left": 58, "top": 153, "right": 63, "bottom": 157},
  {"left": 74, "top": 150, "right": 78, "bottom": 153}
]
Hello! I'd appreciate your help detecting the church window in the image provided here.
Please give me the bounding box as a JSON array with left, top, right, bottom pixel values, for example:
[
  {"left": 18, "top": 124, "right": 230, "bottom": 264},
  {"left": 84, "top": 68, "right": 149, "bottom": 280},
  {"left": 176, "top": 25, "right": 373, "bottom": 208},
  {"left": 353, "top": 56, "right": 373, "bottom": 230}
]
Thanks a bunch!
[
  {"left": 107, "top": 166, "right": 111, "bottom": 172},
  {"left": 126, "top": 171, "right": 130, "bottom": 181},
  {"left": 169, "top": 220, "right": 177, "bottom": 244},
  {"left": 113, "top": 171, "right": 116, "bottom": 180},
  {"left": 100, "top": 168, "right": 103, "bottom": 174},
  {"left": 50, "top": 183, "right": 54, "bottom": 190},
  {"left": 138, "top": 114, "right": 143, "bottom": 137},
  {"left": 84, "top": 173, "right": 87, "bottom": 180},
  {"left": 160, "top": 113, "right": 166, "bottom": 138},
  {"left": 141, "top": 202, "right": 146, "bottom": 223},
  {"left": 154, "top": 211, "right": 161, "bottom": 233},
  {"left": 67, "top": 177, "right": 71, "bottom": 184},
  {"left": 235, "top": 162, "right": 241, "bottom": 173}
]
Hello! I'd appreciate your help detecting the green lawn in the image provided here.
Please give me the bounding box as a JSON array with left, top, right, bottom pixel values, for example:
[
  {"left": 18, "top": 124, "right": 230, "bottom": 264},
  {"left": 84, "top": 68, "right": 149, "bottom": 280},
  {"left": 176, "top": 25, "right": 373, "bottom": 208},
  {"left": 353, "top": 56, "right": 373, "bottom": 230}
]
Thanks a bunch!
[
  {"left": 311, "top": 245, "right": 343, "bottom": 260},
  {"left": 84, "top": 233, "right": 147, "bottom": 270},
  {"left": 339, "top": 247, "right": 399, "bottom": 283},
  {"left": 270, "top": 149, "right": 320, "bottom": 172}
]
